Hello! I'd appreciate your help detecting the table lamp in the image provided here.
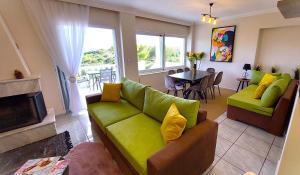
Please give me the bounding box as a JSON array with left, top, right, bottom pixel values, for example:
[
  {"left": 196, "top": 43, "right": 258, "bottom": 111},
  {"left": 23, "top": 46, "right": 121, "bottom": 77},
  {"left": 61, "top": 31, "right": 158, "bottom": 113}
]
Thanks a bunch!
[{"left": 243, "top": 64, "right": 251, "bottom": 79}]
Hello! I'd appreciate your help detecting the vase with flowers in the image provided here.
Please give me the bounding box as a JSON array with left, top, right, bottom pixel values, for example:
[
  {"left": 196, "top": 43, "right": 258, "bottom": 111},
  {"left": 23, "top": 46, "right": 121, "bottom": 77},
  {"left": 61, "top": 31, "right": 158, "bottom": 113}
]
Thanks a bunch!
[{"left": 186, "top": 51, "right": 205, "bottom": 74}]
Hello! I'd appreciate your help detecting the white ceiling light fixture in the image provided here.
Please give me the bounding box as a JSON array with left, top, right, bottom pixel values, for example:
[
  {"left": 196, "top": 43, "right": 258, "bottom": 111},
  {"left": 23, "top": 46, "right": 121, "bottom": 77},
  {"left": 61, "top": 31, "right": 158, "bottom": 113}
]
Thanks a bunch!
[{"left": 201, "top": 2, "right": 218, "bottom": 25}]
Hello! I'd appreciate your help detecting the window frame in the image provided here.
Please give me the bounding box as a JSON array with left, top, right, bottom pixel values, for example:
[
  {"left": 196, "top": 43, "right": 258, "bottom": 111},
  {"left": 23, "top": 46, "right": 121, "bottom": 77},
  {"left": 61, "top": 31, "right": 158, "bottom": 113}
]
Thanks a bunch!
[{"left": 136, "top": 33, "right": 187, "bottom": 74}]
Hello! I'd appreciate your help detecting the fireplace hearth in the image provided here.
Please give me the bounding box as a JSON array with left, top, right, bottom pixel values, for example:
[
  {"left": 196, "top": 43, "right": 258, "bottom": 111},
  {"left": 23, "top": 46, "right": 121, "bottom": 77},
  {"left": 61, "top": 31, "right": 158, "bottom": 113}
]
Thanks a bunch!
[{"left": 0, "top": 91, "right": 47, "bottom": 133}]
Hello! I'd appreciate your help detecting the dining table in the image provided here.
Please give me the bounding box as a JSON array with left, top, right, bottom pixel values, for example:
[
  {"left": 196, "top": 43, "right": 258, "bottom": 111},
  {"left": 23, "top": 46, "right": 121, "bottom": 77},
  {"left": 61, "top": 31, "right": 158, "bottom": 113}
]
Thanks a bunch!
[
  {"left": 87, "top": 70, "right": 116, "bottom": 90},
  {"left": 169, "top": 70, "right": 211, "bottom": 99}
]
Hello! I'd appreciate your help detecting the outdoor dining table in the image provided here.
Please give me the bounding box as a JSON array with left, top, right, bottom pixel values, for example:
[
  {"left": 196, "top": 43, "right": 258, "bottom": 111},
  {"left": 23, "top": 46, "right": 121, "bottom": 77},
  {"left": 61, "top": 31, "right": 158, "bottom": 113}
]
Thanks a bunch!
[
  {"left": 169, "top": 70, "right": 211, "bottom": 99},
  {"left": 87, "top": 70, "right": 116, "bottom": 90}
]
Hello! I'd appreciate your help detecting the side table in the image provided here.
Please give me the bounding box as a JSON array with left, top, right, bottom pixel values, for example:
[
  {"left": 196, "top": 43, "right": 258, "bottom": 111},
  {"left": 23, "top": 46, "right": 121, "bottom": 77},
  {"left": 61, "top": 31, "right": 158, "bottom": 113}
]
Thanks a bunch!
[{"left": 236, "top": 78, "right": 250, "bottom": 92}]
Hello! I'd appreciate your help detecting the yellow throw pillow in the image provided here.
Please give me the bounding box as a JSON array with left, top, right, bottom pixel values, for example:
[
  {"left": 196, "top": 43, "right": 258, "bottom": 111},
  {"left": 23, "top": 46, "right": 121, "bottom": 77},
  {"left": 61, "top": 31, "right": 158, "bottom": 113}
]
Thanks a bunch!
[
  {"left": 161, "top": 103, "right": 187, "bottom": 143},
  {"left": 254, "top": 84, "right": 267, "bottom": 99},
  {"left": 259, "top": 74, "right": 276, "bottom": 86},
  {"left": 101, "top": 83, "right": 122, "bottom": 102}
]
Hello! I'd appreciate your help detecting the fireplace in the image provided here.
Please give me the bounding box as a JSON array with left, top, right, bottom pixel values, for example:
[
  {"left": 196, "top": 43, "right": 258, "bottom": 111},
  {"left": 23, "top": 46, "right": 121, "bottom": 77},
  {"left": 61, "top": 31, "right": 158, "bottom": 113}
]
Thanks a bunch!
[{"left": 0, "top": 91, "right": 47, "bottom": 133}]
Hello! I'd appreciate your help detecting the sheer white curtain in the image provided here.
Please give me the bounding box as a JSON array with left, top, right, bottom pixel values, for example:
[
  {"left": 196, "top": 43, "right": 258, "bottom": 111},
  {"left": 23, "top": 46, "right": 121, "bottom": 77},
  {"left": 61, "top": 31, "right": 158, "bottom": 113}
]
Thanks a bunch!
[{"left": 23, "top": 0, "right": 89, "bottom": 114}]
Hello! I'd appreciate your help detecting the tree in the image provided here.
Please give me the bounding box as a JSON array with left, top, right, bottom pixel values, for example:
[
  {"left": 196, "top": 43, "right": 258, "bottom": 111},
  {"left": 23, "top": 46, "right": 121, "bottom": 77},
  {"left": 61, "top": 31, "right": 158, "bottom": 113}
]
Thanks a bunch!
[
  {"left": 137, "top": 45, "right": 156, "bottom": 69},
  {"left": 165, "top": 47, "right": 180, "bottom": 62},
  {"left": 81, "top": 47, "right": 115, "bottom": 65}
]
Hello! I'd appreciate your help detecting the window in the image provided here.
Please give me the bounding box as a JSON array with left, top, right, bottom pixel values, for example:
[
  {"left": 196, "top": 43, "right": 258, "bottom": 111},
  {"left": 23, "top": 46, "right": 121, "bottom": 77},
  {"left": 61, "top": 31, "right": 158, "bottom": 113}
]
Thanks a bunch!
[
  {"left": 164, "top": 37, "right": 185, "bottom": 68},
  {"left": 136, "top": 34, "right": 186, "bottom": 72},
  {"left": 136, "top": 35, "right": 162, "bottom": 71}
]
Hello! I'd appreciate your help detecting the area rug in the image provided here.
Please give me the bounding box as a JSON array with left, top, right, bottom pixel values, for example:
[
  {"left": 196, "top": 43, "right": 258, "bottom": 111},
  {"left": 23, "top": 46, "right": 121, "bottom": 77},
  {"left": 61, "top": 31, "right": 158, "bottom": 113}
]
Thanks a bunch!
[
  {"left": 0, "top": 131, "right": 73, "bottom": 175},
  {"left": 64, "top": 142, "right": 122, "bottom": 175}
]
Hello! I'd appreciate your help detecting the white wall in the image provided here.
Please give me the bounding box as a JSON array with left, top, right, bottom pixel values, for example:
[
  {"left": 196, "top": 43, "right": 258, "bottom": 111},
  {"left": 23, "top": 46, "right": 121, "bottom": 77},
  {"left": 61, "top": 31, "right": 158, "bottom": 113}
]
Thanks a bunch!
[
  {"left": 276, "top": 91, "right": 300, "bottom": 175},
  {"left": 194, "top": 12, "right": 300, "bottom": 90},
  {"left": 256, "top": 26, "right": 300, "bottom": 75},
  {"left": 119, "top": 12, "right": 139, "bottom": 82},
  {"left": 0, "top": 17, "right": 28, "bottom": 80},
  {"left": 0, "top": 0, "right": 65, "bottom": 114}
]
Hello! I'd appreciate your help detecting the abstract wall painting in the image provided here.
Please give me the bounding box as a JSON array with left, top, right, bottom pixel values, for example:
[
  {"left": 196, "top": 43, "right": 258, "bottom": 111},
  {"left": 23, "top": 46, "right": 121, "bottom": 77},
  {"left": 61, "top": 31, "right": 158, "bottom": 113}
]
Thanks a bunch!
[{"left": 210, "top": 26, "right": 236, "bottom": 62}]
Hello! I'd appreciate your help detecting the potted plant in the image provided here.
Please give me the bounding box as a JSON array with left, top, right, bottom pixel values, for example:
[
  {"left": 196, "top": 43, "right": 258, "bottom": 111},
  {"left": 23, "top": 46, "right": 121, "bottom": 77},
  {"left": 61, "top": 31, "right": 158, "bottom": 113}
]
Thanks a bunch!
[
  {"left": 254, "top": 64, "right": 262, "bottom": 71},
  {"left": 294, "top": 66, "right": 300, "bottom": 80},
  {"left": 271, "top": 66, "right": 279, "bottom": 73},
  {"left": 186, "top": 52, "right": 205, "bottom": 71}
]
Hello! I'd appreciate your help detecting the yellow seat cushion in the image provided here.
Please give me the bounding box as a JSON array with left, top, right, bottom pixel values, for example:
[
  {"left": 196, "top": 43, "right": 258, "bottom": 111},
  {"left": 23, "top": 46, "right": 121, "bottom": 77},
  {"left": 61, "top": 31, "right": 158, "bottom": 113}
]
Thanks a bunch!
[
  {"left": 161, "top": 103, "right": 187, "bottom": 143},
  {"left": 101, "top": 83, "right": 122, "bottom": 102},
  {"left": 254, "top": 84, "right": 267, "bottom": 99},
  {"left": 259, "top": 74, "right": 276, "bottom": 86}
]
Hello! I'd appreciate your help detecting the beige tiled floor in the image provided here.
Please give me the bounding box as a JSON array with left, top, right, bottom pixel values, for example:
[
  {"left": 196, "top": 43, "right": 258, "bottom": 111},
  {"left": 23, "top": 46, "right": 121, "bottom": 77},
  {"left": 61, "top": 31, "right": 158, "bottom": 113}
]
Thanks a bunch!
[
  {"left": 55, "top": 111, "right": 285, "bottom": 175},
  {"left": 208, "top": 113, "right": 285, "bottom": 175}
]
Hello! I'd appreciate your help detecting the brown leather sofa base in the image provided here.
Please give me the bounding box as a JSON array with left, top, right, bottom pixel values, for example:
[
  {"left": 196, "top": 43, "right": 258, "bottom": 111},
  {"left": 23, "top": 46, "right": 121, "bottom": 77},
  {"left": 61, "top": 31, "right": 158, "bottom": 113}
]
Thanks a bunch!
[
  {"left": 86, "top": 93, "right": 218, "bottom": 175},
  {"left": 227, "top": 80, "right": 298, "bottom": 136}
]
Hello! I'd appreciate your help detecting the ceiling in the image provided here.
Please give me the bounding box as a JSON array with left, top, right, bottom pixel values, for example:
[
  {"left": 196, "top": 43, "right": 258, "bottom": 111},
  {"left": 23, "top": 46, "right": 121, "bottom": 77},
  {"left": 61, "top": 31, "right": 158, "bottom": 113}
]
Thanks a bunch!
[{"left": 97, "top": 0, "right": 278, "bottom": 22}]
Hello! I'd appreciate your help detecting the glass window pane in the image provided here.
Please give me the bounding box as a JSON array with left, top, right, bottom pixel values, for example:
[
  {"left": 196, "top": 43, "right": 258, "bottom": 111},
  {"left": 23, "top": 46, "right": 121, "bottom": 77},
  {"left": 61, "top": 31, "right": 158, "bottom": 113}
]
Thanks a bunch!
[
  {"left": 165, "top": 37, "right": 185, "bottom": 68},
  {"left": 136, "top": 35, "right": 162, "bottom": 71}
]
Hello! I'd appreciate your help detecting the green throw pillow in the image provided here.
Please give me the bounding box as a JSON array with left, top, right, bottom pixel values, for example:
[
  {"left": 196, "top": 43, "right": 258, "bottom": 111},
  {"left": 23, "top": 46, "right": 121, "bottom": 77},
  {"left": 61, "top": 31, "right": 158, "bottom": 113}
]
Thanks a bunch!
[
  {"left": 121, "top": 78, "right": 147, "bottom": 110},
  {"left": 280, "top": 73, "right": 291, "bottom": 82},
  {"left": 250, "top": 70, "right": 265, "bottom": 85},
  {"left": 270, "top": 79, "right": 290, "bottom": 95},
  {"left": 143, "top": 87, "right": 200, "bottom": 129},
  {"left": 260, "top": 85, "right": 281, "bottom": 107}
]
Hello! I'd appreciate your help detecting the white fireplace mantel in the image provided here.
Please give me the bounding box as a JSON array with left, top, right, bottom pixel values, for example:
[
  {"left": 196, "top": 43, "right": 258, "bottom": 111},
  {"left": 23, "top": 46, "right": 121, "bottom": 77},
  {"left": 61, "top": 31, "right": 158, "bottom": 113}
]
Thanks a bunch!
[{"left": 0, "top": 76, "right": 41, "bottom": 98}]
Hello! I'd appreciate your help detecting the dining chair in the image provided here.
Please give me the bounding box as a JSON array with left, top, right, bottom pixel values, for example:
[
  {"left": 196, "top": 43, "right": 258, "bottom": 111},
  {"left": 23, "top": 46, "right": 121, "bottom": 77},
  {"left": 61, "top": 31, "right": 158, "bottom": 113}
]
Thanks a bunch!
[
  {"left": 184, "top": 67, "right": 190, "bottom": 72},
  {"left": 213, "top": 71, "right": 223, "bottom": 96},
  {"left": 168, "top": 70, "right": 176, "bottom": 75},
  {"left": 207, "top": 72, "right": 216, "bottom": 99},
  {"left": 177, "top": 68, "right": 184, "bottom": 73},
  {"left": 164, "top": 76, "right": 184, "bottom": 97},
  {"left": 97, "top": 68, "right": 112, "bottom": 91},
  {"left": 206, "top": 68, "right": 215, "bottom": 73},
  {"left": 175, "top": 68, "right": 188, "bottom": 90},
  {"left": 185, "top": 75, "right": 209, "bottom": 103}
]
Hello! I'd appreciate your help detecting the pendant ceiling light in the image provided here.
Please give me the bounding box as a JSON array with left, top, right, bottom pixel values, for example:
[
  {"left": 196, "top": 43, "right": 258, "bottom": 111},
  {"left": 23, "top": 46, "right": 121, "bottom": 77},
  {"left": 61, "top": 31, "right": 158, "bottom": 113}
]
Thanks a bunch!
[{"left": 201, "top": 3, "right": 217, "bottom": 25}]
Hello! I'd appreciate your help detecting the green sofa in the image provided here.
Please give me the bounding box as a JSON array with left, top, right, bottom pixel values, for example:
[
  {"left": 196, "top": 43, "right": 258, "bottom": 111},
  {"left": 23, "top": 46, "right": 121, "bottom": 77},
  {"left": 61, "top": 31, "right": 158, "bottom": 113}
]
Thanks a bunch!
[
  {"left": 227, "top": 72, "right": 298, "bottom": 136},
  {"left": 86, "top": 78, "right": 218, "bottom": 175}
]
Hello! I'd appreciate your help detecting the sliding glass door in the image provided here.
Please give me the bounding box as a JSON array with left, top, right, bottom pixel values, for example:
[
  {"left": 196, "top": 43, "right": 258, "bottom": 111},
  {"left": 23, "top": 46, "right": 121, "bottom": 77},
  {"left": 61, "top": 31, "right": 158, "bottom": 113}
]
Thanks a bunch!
[{"left": 78, "top": 27, "right": 119, "bottom": 97}]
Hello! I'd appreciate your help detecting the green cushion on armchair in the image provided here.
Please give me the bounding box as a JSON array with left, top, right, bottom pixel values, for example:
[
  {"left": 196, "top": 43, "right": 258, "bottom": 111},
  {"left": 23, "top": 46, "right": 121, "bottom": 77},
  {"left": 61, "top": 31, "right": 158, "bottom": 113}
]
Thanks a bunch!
[
  {"left": 143, "top": 87, "right": 200, "bottom": 129},
  {"left": 250, "top": 70, "right": 265, "bottom": 85}
]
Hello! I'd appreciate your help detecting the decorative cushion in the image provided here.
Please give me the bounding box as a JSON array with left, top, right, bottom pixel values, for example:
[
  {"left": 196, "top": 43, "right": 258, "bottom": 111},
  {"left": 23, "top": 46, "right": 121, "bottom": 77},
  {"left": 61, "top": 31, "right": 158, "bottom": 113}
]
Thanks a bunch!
[
  {"left": 254, "top": 84, "right": 267, "bottom": 99},
  {"left": 121, "top": 78, "right": 147, "bottom": 110},
  {"left": 143, "top": 87, "right": 200, "bottom": 129},
  {"left": 87, "top": 99, "right": 141, "bottom": 132},
  {"left": 281, "top": 73, "right": 292, "bottom": 81},
  {"left": 250, "top": 70, "right": 265, "bottom": 85},
  {"left": 101, "top": 83, "right": 122, "bottom": 102},
  {"left": 259, "top": 74, "right": 276, "bottom": 86},
  {"left": 260, "top": 85, "right": 281, "bottom": 107},
  {"left": 161, "top": 103, "right": 187, "bottom": 143},
  {"left": 269, "top": 78, "right": 290, "bottom": 96},
  {"left": 106, "top": 113, "right": 165, "bottom": 175}
]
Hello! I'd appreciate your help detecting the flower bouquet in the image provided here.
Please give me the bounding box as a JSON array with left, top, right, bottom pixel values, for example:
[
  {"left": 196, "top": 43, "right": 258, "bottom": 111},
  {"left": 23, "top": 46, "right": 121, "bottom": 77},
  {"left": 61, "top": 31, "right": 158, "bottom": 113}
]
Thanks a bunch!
[{"left": 186, "top": 52, "right": 205, "bottom": 70}]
